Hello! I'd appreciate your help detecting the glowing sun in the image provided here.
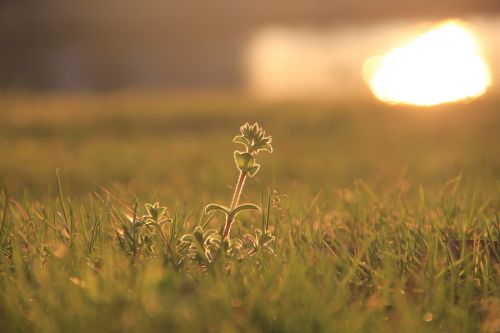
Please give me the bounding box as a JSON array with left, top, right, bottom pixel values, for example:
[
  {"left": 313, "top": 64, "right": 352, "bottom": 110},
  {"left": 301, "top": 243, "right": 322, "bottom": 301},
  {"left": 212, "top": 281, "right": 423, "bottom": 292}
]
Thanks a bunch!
[{"left": 363, "top": 21, "right": 492, "bottom": 106}]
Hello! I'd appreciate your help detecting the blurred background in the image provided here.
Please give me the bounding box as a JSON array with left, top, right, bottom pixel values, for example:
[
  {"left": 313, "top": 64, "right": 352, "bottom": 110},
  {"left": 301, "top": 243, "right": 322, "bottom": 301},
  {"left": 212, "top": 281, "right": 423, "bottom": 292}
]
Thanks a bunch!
[
  {"left": 0, "top": 1, "right": 499, "bottom": 201},
  {"left": 1, "top": 0, "right": 500, "bottom": 96}
]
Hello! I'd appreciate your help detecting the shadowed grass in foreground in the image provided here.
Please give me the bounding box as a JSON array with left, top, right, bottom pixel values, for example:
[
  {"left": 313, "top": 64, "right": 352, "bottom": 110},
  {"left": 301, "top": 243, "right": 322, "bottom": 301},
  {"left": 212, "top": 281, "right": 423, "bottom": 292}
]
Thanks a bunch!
[
  {"left": 0, "top": 178, "right": 498, "bottom": 333},
  {"left": 0, "top": 93, "right": 499, "bottom": 332}
]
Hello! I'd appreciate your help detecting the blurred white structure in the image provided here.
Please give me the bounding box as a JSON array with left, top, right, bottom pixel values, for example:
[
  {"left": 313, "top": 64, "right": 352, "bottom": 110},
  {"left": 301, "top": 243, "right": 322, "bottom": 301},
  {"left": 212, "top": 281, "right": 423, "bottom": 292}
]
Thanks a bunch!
[{"left": 244, "top": 16, "right": 500, "bottom": 101}]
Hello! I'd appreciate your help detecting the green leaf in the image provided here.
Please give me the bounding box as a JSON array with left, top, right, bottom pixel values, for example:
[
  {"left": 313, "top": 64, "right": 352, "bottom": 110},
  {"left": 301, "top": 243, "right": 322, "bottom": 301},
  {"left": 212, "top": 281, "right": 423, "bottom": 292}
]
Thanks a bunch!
[
  {"left": 205, "top": 204, "right": 230, "bottom": 215},
  {"left": 233, "top": 135, "right": 249, "bottom": 147},
  {"left": 261, "top": 142, "right": 273, "bottom": 153},
  {"left": 234, "top": 151, "right": 254, "bottom": 171},
  {"left": 247, "top": 164, "right": 260, "bottom": 177},
  {"left": 236, "top": 122, "right": 273, "bottom": 154},
  {"left": 144, "top": 202, "right": 168, "bottom": 221},
  {"left": 231, "top": 203, "right": 261, "bottom": 217},
  {"left": 193, "top": 226, "right": 204, "bottom": 244},
  {"left": 260, "top": 232, "right": 275, "bottom": 245}
]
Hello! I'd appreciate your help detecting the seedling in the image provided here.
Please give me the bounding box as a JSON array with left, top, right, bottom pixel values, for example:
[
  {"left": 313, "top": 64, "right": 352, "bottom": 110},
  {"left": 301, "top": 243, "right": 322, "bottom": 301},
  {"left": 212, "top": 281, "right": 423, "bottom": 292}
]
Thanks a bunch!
[
  {"left": 205, "top": 123, "right": 273, "bottom": 240},
  {"left": 115, "top": 202, "right": 172, "bottom": 256}
]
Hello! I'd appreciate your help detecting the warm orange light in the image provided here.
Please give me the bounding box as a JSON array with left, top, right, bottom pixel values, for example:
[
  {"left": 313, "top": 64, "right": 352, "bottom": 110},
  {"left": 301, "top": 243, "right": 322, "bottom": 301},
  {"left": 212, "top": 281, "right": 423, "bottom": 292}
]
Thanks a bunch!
[{"left": 363, "top": 21, "right": 492, "bottom": 106}]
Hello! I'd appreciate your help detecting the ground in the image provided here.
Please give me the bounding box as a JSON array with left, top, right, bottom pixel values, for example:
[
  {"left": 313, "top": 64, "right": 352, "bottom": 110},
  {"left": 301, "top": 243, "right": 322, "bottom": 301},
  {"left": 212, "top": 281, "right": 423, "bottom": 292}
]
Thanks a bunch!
[{"left": 0, "top": 93, "right": 498, "bottom": 332}]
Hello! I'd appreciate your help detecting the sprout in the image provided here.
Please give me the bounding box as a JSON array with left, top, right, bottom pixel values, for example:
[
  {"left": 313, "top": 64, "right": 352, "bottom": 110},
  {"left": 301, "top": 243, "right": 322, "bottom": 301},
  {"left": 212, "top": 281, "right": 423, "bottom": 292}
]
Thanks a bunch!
[{"left": 205, "top": 123, "right": 273, "bottom": 240}]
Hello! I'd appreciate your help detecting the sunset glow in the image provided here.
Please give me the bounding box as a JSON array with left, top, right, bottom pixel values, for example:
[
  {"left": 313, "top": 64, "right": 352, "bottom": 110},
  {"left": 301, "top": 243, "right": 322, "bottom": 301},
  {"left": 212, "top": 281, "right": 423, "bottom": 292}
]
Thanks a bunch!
[{"left": 363, "top": 21, "right": 492, "bottom": 106}]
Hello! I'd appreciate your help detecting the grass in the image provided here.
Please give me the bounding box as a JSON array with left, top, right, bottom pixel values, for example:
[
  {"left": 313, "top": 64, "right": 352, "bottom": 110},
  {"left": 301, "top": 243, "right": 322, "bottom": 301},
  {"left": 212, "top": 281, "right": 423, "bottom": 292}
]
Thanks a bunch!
[{"left": 0, "top": 92, "right": 499, "bottom": 332}]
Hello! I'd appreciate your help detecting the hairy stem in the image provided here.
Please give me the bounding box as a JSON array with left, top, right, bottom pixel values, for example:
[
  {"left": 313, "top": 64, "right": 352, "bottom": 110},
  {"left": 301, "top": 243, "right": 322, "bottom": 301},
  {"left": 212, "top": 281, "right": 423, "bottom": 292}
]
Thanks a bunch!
[
  {"left": 230, "top": 171, "right": 247, "bottom": 210},
  {"left": 223, "top": 171, "right": 247, "bottom": 239}
]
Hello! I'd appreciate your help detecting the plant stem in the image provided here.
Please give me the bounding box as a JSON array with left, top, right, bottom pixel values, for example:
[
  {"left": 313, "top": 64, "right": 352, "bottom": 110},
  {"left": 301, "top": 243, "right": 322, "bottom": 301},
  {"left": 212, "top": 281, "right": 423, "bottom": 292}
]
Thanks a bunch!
[
  {"left": 230, "top": 171, "right": 247, "bottom": 210},
  {"left": 223, "top": 171, "right": 247, "bottom": 239}
]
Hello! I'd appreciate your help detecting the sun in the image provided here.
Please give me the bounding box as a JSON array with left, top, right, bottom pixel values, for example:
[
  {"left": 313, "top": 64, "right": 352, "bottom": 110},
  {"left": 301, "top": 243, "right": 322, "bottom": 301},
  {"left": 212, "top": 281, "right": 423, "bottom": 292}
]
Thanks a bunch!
[{"left": 363, "top": 20, "right": 492, "bottom": 106}]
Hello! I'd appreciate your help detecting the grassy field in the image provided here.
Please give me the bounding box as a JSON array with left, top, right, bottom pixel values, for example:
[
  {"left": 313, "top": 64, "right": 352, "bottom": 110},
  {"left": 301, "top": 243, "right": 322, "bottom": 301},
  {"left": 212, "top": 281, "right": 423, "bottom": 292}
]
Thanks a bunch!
[{"left": 0, "top": 93, "right": 499, "bottom": 332}]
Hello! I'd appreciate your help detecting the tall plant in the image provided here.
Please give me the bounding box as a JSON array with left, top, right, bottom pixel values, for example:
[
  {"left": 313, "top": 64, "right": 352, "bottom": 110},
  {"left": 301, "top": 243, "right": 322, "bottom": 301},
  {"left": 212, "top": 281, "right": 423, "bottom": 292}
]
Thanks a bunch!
[{"left": 205, "top": 123, "right": 273, "bottom": 240}]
